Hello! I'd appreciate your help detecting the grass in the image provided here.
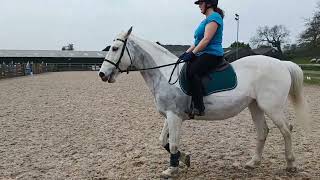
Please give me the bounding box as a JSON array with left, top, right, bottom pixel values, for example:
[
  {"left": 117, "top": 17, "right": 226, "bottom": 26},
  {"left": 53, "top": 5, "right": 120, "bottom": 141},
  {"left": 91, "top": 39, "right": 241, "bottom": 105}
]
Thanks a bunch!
[
  {"left": 304, "top": 76, "right": 320, "bottom": 85},
  {"left": 293, "top": 57, "right": 320, "bottom": 85},
  {"left": 287, "top": 52, "right": 320, "bottom": 85},
  {"left": 291, "top": 57, "right": 312, "bottom": 64},
  {"left": 304, "top": 70, "right": 320, "bottom": 85}
]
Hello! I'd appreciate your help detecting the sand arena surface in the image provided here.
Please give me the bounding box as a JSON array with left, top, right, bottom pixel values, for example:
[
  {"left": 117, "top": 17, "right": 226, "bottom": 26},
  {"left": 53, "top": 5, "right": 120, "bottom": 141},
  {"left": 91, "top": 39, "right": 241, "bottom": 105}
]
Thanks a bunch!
[{"left": 0, "top": 71, "right": 319, "bottom": 179}]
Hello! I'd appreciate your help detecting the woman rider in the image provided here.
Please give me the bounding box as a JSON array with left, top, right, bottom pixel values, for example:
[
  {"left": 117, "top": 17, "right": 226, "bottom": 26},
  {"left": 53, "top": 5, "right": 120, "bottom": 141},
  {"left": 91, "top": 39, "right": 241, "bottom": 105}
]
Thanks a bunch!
[{"left": 180, "top": 0, "right": 224, "bottom": 116}]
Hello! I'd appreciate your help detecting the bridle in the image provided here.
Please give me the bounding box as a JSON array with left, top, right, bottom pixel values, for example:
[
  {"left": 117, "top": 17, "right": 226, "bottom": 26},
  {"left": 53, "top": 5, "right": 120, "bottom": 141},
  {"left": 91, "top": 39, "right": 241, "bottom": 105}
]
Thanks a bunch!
[
  {"left": 103, "top": 38, "right": 186, "bottom": 84},
  {"left": 103, "top": 38, "right": 133, "bottom": 74}
]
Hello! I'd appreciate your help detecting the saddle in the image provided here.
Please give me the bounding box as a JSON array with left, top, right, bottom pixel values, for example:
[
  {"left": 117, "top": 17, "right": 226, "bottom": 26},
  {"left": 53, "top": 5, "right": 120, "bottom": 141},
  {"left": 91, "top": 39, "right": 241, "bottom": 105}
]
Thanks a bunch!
[
  {"left": 202, "top": 59, "right": 229, "bottom": 84},
  {"left": 215, "top": 58, "right": 230, "bottom": 72},
  {"left": 179, "top": 59, "right": 237, "bottom": 96}
]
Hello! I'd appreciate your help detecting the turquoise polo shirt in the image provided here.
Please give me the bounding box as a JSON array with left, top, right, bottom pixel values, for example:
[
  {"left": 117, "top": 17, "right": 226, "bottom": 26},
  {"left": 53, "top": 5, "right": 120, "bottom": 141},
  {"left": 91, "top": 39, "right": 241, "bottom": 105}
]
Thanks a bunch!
[{"left": 194, "top": 12, "right": 224, "bottom": 56}]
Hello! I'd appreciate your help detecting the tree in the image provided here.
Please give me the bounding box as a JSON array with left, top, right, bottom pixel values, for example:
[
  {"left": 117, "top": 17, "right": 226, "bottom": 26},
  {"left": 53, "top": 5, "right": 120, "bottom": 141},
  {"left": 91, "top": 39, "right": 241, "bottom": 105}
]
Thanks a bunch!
[
  {"left": 251, "top": 25, "right": 290, "bottom": 54},
  {"left": 299, "top": 2, "right": 320, "bottom": 48},
  {"left": 229, "top": 41, "right": 251, "bottom": 49}
]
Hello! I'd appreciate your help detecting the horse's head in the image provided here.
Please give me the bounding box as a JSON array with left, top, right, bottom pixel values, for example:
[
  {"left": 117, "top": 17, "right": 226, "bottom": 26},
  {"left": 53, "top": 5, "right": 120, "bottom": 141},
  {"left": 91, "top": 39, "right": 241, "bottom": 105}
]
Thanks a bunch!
[{"left": 99, "top": 27, "right": 133, "bottom": 83}]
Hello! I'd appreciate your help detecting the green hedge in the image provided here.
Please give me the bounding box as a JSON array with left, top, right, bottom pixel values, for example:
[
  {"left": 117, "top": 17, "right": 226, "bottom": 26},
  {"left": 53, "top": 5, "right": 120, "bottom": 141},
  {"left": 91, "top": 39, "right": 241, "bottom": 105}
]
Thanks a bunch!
[{"left": 286, "top": 47, "right": 320, "bottom": 58}]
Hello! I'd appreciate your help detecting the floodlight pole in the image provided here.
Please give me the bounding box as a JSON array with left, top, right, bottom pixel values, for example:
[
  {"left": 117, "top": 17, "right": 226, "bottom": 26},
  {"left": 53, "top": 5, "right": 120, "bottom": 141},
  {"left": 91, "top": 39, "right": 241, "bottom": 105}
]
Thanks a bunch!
[{"left": 235, "top": 14, "right": 240, "bottom": 60}]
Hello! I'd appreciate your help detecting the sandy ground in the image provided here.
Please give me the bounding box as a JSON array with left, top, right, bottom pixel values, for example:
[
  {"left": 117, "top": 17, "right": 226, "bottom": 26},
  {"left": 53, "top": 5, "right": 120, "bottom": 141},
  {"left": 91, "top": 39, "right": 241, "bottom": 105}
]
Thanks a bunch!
[{"left": 0, "top": 71, "right": 319, "bottom": 179}]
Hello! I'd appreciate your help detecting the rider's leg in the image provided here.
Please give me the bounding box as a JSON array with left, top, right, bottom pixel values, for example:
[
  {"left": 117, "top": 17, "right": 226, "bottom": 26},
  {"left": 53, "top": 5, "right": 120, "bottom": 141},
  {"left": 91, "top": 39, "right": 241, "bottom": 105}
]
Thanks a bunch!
[
  {"left": 190, "top": 74, "right": 205, "bottom": 113},
  {"left": 188, "top": 54, "right": 223, "bottom": 114}
]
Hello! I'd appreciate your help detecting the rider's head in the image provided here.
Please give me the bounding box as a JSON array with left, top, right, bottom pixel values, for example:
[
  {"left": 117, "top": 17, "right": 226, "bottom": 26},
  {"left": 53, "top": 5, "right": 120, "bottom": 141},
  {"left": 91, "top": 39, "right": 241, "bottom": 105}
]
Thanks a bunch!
[
  {"left": 194, "top": 0, "right": 224, "bottom": 18},
  {"left": 194, "top": 0, "right": 218, "bottom": 7}
]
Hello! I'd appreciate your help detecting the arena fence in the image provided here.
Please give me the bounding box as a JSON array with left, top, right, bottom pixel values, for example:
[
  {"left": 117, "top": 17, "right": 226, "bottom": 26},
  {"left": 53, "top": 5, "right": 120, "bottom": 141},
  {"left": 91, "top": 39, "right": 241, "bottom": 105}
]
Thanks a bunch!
[
  {"left": 0, "top": 62, "right": 101, "bottom": 79},
  {"left": 2, "top": 62, "right": 319, "bottom": 84}
]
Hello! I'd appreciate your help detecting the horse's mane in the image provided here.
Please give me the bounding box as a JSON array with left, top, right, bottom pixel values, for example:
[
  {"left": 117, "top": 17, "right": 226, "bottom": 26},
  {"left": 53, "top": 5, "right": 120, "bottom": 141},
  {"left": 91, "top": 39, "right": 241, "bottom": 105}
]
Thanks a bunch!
[{"left": 130, "top": 35, "right": 178, "bottom": 60}]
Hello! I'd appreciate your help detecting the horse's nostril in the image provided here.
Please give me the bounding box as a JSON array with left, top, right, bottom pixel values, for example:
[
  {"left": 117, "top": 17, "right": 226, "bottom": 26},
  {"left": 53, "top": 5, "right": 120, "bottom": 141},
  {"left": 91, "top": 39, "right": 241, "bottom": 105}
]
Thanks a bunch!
[{"left": 99, "top": 72, "right": 105, "bottom": 78}]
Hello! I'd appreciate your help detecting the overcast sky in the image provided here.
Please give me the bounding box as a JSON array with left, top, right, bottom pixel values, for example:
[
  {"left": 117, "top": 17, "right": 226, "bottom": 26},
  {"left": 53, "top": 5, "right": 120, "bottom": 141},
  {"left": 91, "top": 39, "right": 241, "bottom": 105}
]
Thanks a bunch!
[{"left": 0, "top": 0, "right": 319, "bottom": 51}]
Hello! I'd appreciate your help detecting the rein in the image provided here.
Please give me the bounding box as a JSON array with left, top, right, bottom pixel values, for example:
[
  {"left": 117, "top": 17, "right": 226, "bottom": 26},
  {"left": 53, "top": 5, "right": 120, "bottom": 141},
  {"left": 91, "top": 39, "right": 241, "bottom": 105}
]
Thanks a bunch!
[{"left": 104, "top": 38, "right": 186, "bottom": 85}]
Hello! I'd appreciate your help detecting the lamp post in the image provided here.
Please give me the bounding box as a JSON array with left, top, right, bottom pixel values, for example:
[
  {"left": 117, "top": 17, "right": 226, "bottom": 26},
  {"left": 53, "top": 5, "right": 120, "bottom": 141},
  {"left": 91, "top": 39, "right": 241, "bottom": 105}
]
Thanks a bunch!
[{"left": 235, "top": 13, "right": 239, "bottom": 60}]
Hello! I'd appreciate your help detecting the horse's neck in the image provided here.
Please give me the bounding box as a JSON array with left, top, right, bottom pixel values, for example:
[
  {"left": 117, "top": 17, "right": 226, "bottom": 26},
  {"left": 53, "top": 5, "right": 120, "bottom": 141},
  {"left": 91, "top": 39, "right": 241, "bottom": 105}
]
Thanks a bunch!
[
  {"left": 128, "top": 36, "right": 181, "bottom": 95},
  {"left": 130, "top": 36, "right": 178, "bottom": 74}
]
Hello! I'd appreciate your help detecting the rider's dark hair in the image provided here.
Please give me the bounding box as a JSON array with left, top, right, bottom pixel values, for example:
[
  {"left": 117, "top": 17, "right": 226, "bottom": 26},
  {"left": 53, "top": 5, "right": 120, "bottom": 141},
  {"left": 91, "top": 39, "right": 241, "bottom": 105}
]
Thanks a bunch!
[{"left": 213, "top": 6, "right": 224, "bottom": 19}]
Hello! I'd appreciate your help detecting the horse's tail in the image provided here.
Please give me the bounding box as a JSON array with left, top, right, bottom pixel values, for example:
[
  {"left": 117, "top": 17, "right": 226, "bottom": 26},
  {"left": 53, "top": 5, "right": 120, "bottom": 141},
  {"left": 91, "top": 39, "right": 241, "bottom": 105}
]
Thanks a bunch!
[{"left": 282, "top": 61, "right": 311, "bottom": 130}]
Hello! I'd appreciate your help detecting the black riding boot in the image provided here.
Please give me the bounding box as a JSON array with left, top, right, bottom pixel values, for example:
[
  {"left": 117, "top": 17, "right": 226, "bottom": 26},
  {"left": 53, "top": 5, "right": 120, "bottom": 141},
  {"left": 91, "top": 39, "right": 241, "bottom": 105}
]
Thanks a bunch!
[{"left": 190, "top": 74, "right": 205, "bottom": 116}]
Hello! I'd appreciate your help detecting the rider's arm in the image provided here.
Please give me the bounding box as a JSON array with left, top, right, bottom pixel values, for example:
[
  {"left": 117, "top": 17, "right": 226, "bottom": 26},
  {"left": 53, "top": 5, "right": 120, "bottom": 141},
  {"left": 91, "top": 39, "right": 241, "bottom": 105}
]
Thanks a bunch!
[
  {"left": 186, "top": 45, "right": 195, "bottom": 53},
  {"left": 192, "top": 21, "right": 218, "bottom": 54}
]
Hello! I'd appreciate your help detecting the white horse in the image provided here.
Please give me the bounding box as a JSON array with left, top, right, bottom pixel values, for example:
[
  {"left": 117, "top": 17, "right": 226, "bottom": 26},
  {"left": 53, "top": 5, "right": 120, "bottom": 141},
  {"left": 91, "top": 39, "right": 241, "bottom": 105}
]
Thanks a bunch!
[{"left": 98, "top": 27, "right": 310, "bottom": 178}]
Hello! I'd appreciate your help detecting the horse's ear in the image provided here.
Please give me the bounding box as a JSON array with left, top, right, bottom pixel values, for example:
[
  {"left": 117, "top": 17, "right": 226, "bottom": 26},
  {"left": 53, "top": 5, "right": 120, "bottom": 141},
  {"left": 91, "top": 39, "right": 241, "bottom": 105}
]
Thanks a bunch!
[{"left": 125, "top": 26, "right": 133, "bottom": 39}]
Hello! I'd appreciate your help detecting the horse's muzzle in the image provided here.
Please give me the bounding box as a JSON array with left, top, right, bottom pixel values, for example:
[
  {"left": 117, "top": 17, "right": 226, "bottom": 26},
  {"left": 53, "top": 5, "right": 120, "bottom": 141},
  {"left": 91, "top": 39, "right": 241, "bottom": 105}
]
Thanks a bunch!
[
  {"left": 99, "top": 72, "right": 105, "bottom": 78},
  {"left": 99, "top": 72, "right": 108, "bottom": 82},
  {"left": 99, "top": 71, "right": 116, "bottom": 83}
]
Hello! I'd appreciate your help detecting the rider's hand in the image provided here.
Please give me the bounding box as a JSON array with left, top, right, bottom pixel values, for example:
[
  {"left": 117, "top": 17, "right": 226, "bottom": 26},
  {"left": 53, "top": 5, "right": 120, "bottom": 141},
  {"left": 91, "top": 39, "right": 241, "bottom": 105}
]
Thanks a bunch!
[
  {"left": 180, "top": 52, "right": 196, "bottom": 62},
  {"left": 179, "top": 52, "right": 187, "bottom": 59}
]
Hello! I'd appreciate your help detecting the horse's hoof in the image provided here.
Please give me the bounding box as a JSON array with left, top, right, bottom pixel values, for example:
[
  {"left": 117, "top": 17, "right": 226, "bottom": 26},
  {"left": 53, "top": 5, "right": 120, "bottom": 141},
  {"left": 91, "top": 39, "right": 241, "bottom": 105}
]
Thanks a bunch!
[
  {"left": 244, "top": 164, "right": 255, "bottom": 169},
  {"left": 286, "top": 166, "right": 298, "bottom": 173},
  {"left": 184, "top": 154, "right": 191, "bottom": 167},
  {"left": 160, "top": 167, "right": 179, "bottom": 178},
  {"left": 289, "top": 124, "right": 293, "bottom": 132},
  {"left": 245, "top": 160, "right": 260, "bottom": 169},
  {"left": 179, "top": 152, "right": 191, "bottom": 167}
]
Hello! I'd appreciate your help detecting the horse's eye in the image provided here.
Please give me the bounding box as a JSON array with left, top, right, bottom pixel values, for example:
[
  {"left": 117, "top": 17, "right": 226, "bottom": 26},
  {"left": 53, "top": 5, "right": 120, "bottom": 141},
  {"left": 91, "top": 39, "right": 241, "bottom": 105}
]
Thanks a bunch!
[{"left": 112, "top": 46, "right": 119, "bottom": 51}]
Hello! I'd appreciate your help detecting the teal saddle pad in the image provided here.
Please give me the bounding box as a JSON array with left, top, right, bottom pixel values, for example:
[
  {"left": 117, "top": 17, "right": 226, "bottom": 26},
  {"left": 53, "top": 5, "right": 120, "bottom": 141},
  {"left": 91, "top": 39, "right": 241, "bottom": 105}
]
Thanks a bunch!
[{"left": 179, "top": 64, "right": 238, "bottom": 96}]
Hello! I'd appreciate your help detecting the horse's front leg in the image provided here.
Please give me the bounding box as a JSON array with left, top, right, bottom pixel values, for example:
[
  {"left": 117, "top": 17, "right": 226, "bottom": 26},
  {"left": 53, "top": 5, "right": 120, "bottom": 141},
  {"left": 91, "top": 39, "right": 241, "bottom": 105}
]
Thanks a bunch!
[
  {"left": 159, "top": 119, "right": 169, "bottom": 147},
  {"left": 159, "top": 119, "right": 191, "bottom": 168},
  {"left": 160, "top": 111, "right": 183, "bottom": 178}
]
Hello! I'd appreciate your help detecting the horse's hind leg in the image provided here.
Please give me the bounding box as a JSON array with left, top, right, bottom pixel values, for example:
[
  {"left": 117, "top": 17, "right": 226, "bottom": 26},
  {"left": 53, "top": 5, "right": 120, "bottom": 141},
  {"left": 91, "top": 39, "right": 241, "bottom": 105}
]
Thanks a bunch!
[
  {"left": 245, "top": 101, "right": 269, "bottom": 169},
  {"left": 267, "top": 110, "right": 296, "bottom": 171}
]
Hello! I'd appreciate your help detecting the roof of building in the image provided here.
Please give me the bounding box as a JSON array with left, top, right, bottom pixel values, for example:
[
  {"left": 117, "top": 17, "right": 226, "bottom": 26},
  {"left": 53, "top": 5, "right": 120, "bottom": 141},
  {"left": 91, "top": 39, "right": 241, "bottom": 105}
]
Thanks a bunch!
[
  {"left": 252, "top": 47, "right": 278, "bottom": 55},
  {"left": 0, "top": 50, "right": 107, "bottom": 58},
  {"left": 224, "top": 47, "right": 255, "bottom": 56},
  {"left": 0, "top": 46, "right": 279, "bottom": 59}
]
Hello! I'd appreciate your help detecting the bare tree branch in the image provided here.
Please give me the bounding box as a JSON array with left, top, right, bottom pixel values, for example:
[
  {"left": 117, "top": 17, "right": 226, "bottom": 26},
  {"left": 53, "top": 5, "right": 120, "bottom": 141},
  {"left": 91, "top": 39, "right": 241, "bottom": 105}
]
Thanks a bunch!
[{"left": 250, "top": 25, "right": 290, "bottom": 54}]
